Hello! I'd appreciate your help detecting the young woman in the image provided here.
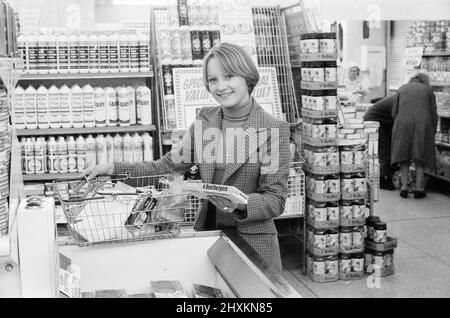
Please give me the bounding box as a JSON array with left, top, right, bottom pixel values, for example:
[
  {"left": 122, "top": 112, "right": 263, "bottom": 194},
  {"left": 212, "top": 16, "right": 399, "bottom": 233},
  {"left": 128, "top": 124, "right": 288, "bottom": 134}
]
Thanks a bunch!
[
  {"left": 83, "top": 43, "right": 291, "bottom": 272},
  {"left": 391, "top": 73, "right": 438, "bottom": 198}
]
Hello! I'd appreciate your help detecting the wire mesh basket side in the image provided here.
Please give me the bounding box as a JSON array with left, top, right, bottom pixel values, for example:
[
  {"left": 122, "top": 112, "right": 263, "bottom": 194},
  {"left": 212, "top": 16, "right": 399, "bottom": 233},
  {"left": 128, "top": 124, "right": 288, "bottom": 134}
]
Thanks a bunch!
[{"left": 282, "top": 161, "right": 305, "bottom": 217}]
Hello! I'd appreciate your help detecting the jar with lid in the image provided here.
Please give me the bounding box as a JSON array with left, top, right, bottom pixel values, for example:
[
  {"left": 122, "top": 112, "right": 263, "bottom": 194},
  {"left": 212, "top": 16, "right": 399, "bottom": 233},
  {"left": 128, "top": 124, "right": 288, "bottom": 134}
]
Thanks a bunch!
[
  {"left": 324, "top": 61, "right": 337, "bottom": 82},
  {"left": 351, "top": 253, "right": 364, "bottom": 272},
  {"left": 310, "top": 90, "right": 325, "bottom": 111},
  {"left": 324, "top": 89, "right": 337, "bottom": 110},
  {"left": 312, "top": 146, "right": 327, "bottom": 167},
  {"left": 310, "top": 61, "right": 325, "bottom": 82},
  {"left": 313, "top": 228, "right": 327, "bottom": 248},
  {"left": 326, "top": 173, "right": 340, "bottom": 194},
  {"left": 326, "top": 228, "right": 339, "bottom": 248},
  {"left": 312, "top": 201, "right": 327, "bottom": 221},
  {"left": 319, "top": 32, "right": 336, "bottom": 54},
  {"left": 339, "top": 226, "right": 353, "bottom": 248},
  {"left": 300, "top": 33, "right": 319, "bottom": 54},
  {"left": 339, "top": 253, "right": 352, "bottom": 273},
  {"left": 326, "top": 147, "right": 340, "bottom": 166},
  {"left": 327, "top": 201, "right": 339, "bottom": 221},
  {"left": 352, "top": 226, "right": 364, "bottom": 249},
  {"left": 373, "top": 221, "right": 387, "bottom": 243},
  {"left": 340, "top": 146, "right": 354, "bottom": 166},
  {"left": 366, "top": 215, "right": 381, "bottom": 241},
  {"left": 353, "top": 171, "right": 366, "bottom": 192},
  {"left": 312, "top": 174, "right": 327, "bottom": 194},
  {"left": 351, "top": 199, "right": 365, "bottom": 219},
  {"left": 341, "top": 173, "right": 355, "bottom": 193},
  {"left": 313, "top": 255, "right": 326, "bottom": 275}
]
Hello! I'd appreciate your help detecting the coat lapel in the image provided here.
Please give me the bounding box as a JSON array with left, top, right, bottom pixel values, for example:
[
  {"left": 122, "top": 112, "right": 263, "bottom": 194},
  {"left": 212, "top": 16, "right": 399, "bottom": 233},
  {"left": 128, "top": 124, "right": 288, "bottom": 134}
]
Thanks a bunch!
[{"left": 198, "top": 107, "right": 222, "bottom": 184}]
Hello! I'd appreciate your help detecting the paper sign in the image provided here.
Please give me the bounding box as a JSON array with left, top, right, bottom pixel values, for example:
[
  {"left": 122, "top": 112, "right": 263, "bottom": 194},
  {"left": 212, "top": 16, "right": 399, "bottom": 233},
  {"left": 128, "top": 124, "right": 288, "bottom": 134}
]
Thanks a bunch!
[
  {"left": 172, "top": 67, "right": 283, "bottom": 130},
  {"left": 404, "top": 47, "right": 424, "bottom": 69}
]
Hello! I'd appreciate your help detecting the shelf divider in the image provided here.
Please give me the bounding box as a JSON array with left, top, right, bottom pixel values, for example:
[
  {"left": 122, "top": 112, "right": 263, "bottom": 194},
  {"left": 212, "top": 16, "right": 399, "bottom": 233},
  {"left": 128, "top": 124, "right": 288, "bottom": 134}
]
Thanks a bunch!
[
  {"left": 18, "top": 71, "right": 154, "bottom": 80},
  {"left": 22, "top": 172, "right": 82, "bottom": 182}
]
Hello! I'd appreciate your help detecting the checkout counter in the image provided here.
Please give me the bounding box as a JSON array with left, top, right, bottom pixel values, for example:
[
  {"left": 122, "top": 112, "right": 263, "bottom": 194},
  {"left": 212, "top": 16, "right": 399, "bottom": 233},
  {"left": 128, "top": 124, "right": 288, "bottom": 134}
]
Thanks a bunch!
[{"left": 1, "top": 196, "right": 301, "bottom": 298}]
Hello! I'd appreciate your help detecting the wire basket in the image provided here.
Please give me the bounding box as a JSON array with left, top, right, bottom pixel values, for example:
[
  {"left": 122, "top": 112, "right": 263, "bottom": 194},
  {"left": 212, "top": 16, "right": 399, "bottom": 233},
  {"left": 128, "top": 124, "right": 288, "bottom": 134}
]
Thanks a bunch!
[
  {"left": 53, "top": 174, "right": 202, "bottom": 247},
  {"left": 281, "top": 160, "right": 306, "bottom": 217}
]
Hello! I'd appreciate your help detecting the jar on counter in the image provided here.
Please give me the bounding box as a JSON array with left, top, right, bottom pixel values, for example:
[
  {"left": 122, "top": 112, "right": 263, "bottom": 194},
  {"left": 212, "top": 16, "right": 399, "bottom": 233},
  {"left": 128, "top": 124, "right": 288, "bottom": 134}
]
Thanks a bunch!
[
  {"left": 310, "top": 61, "right": 325, "bottom": 82},
  {"left": 366, "top": 215, "right": 381, "bottom": 241},
  {"left": 324, "top": 61, "right": 337, "bottom": 82},
  {"left": 373, "top": 221, "right": 388, "bottom": 243},
  {"left": 319, "top": 32, "right": 337, "bottom": 54}
]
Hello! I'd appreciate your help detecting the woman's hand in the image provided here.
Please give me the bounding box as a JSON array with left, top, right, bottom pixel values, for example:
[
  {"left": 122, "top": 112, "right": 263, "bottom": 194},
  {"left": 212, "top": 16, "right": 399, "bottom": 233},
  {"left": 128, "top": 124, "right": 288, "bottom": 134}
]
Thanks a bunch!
[
  {"left": 207, "top": 195, "right": 239, "bottom": 213},
  {"left": 81, "top": 163, "right": 114, "bottom": 180}
]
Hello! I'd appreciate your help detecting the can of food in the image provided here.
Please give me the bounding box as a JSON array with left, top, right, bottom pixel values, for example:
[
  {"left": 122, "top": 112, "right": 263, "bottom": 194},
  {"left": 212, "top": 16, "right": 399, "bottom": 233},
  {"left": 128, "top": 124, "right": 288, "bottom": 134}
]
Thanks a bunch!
[
  {"left": 300, "top": 33, "right": 319, "bottom": 54},
  {"left": 325, "top": 255, "right": 338, "bottom": 275},
  {"left": 326, "top": 151, "right": 340, "bottom": 167},
  {"left": 301, "top": 62, "right": 311, "bottom": 81},
  {"left": 351, "top": 253, "right": 364, "bottom": 272},
  {"left": 310, "top": 90, "right": 325, "bottom": 110},
  {"left": 311, "top": 124, "right": 325, "bottom": 139},
  {"left": 310, "top": 61, "right": 324, "bottom": 82},
  {"left": 339, "top": 226, "right": 353, "bottom": 248},
  {"left": 319, "top": 32, "right": 336, "bottom": 54},
  {"left": 313, "top": 256, "right": 326, "bottom": 275},
  {"left": 325, "top": 124, "right": 337, "bottom": 139},
  {"left": 308, "top": 226, "right": 314, "bottom": 245},
  {"left": 339, "top": 253, "right": 352, "bottom": 273},
  {"left": 326, "top": 228, "right": 339, "bottom": 248}
]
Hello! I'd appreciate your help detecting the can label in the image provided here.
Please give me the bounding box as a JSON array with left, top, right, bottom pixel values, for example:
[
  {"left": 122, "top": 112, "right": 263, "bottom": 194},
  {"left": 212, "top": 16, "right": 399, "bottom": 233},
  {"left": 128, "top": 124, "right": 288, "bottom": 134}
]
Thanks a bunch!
[
  {"left": 312, "top": 180, "right": 326, "bottom": 194},
  {"left": 341, "top": 178, "right": 354, "bottom": 193},
  {"left": 327, "top": 152, "right": 339, "bottom": 166},
  {"left": 339, "top": 232, "right": 352, "bottom": 248},
  {"left": 313, "top": 152, "right": 326, "bottom": 166},
  {"left": 326, "top": 233, "right": 339, "bottom": 248},
  {"left": 319, "top": 39, "right": 336, "bottom": 53},
  {"left": 352, "top": 204, "right": 364, "bottom": 219},
  {"left": 313, "top": 233, "right": 326, "bottom": 248},
  {"left": 327, "top": 207, "right": 339, "bottom": 221},
  {"left": 325, "top": 125, "right": 336, "bottom": 138},
  {"left": 384, "top": 253, "right": 393, "bottom": 268},
  {"left": 354, "top": 151, "right": 364, "bottom": 165},
  {"left": 339, "top": 258, "right": 352, "bottom": 273},
  {"left": 340, "top": 151, "right": 354, "bottom": 165},
  {"left": 351, "top": 258, "right": 364, "bottom": 272},
  {"left": 325, "top": 67, "right": 337, "bottom": 82},
  {"left": 373, "top": 229, "right": 387, "bottom": 243},
  {"left": 324, "top": 96, "right": 337, "bottom": 110},
  {"left": 354, "top": 178, "right": 366, "bottom": 192},
  {"left": 312, "top": 207, "right": 327, "bottom": 221},
  {"left": 313, "top": 260, "right": 326, "bottom": 275},
  {"left": 325, "top": 260, "right": 338, "bottom": 275},
  {"left": 191, "top": 30, "right": 203, "bottom": 61},
  {"left": 326, "top": 179, "right": 340, "bottom": 193}
]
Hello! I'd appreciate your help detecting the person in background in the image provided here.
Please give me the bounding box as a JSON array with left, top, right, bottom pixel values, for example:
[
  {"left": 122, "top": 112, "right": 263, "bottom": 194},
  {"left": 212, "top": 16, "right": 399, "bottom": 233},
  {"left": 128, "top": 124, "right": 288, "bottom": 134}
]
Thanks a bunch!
[
  {"left": 363, "top": 95, "right": 397, "bottom": 190},
  {"left": 391, "top": 73, "right": 438, "bottom": 199},
  {"left": 82, "top": 43, "right": 291, "bottom": 272},
  {"left": 341, "top": 63, "right": 369, "bottom": 103}
]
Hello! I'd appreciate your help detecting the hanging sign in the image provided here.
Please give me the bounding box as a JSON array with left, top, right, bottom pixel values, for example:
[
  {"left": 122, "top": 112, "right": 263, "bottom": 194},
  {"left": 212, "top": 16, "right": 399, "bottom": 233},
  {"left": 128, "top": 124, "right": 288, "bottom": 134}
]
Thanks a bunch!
[
  {"left": 404, "top": 47, "right": 424, "bottom": 69},
  {"left": 172, "top": 67, "right": 283, "bottom": 130}
]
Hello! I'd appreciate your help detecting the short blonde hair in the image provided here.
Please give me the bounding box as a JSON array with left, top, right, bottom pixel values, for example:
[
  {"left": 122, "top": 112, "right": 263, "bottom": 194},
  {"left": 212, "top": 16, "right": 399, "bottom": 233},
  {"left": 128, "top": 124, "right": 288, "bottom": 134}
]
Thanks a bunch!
[{"left": 202, "top": 43, "right": 260, "bottom": 94}]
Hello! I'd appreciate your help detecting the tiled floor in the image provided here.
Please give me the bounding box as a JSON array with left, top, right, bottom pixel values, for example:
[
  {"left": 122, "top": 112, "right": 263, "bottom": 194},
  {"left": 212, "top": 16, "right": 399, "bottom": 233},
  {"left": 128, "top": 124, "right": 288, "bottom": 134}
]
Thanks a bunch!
[{"left": 280, "top": 178, "right": 450, "bottom": 298}]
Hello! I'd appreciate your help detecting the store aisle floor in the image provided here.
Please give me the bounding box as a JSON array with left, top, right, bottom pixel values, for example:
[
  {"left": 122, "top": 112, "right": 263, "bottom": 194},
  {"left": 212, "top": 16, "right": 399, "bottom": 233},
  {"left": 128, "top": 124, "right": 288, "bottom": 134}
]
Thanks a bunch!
[{"left": 280, "top": 179, "right": 450, "bottom": 298}]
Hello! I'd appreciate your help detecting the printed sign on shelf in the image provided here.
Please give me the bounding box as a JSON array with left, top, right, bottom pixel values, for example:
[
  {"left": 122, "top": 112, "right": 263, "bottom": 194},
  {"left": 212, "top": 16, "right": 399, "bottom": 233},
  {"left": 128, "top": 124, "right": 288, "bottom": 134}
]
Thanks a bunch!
[
  {"left": 172, "top": 67, "right": 283, "bottom": 130},
  {"left": 404, "top": 47, "right": 424, "bottom": 69}
]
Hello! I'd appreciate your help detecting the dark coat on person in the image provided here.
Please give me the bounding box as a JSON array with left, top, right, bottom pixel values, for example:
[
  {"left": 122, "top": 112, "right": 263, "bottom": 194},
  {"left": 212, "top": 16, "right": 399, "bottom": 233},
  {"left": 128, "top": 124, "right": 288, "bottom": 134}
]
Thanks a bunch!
[{"left": 391, "top": 80, "right": 438, "bottom": 169}]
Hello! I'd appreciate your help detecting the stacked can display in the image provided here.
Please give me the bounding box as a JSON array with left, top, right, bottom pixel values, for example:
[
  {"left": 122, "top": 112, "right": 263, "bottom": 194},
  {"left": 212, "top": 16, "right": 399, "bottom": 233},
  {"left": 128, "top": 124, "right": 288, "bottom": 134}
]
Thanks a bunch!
[
  {"left": 406, "top": 20, "right": 450, "bottom": 53},
  {"left": 0, "top": 86, "right": 11, "bottom": 234},
  {"left": 364, "top": 215, "right": 397, "bottom": 277},
  {"left": 17, "top": 30, "right": 151, "bottom": 75},
  {"left": 159, "top": 0, "right": 221, "bottom": 133},
  {"left": 300, "top": 33, "right": 340, "bottom": 282}
]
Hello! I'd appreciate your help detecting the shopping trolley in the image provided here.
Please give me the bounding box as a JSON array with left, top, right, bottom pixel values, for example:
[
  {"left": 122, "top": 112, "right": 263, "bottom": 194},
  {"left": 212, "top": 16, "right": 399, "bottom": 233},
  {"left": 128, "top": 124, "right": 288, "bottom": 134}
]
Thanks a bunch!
[{"left": 53, "top": 173, "right": 202, "bottom": 247}]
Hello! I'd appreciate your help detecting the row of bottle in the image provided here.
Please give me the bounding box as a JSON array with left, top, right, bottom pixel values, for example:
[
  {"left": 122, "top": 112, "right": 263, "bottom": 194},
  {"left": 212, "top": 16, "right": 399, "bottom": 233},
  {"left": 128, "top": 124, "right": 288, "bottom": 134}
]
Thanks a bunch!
[
  {"left": 20, "top": 133, "right": 153, "bottom": 174},
  {"left": 165, "top": 0, "right": 219, "bottom": 28},
  {"left": 17, "top": 31, "right": 151, "bottom": 74},
  {"left": 13, "top": 84, "right": 152, "bottom": 129},
  {"left": 158, "top": 27, "right": 220, "bottom": 65}
]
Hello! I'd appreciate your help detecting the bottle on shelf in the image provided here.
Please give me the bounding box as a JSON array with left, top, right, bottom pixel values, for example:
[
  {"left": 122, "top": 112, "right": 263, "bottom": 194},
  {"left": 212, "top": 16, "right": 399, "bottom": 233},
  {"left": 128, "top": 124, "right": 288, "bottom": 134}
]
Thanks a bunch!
[
  {"left": 132, "top": 133, "right": 143, "bottom": 162},
  {"left": 71, "top": 84, "right": 84, "bottom": 128},
  {"left": 57, "top": 136, "right": 68, "bottom": 173},
  {"left": 59, "top": 84, "right": 72, "bottom": 128},
  {"left": 88, "top": 32, "right": 100, "bottom": 73},
  {"left": 105, "top": 134, "right": 114, "bottom": 164},
  {"left": 27, "top": 33, "right": 39, "bottom": 74},
  {"left": 94, "top": 87, "right": 107, "bottom": 127},
  {"left": 82, "top": 84, "right": 95, "bottom": 128},
  {"left": 78, "top": 32, "right": 90, "bottom": 74},
  {"left": 25, "top": 137, "right": 35, "bottom": 174},
  {"left": 108, "top": 32, "right": 120, "bottom": 73},
  {"left": 123, "top": 133, "right": 133, "bottom": 163},
  {"left": 13, "top": 85, "right": 25, "bottom": 129},
  {"left": 138, "top": 31, "right": 150, "bottom": 72},
  {"left": 126, "top": 86, "right": 136, "bottom": 125},
  {"left": 47, "top": 136, "right": 59, "bottom": 174},
  {"left": 68, "top": 33, "right": 80, "bottom": 74},
  {"left": 76, "top": 135, "right": 86, "bottom": 173},
  {"left": 129, "top": 32, "right": 140, "bottom": 73},
  {"left": 119, "top": 31, "right": 131, "bottom": 73},
  {"left": 136, "top": 85, "right": 152, "bottom": 125},
  {"left": 113, "top": 133, "right": 124, "bottom": 162},
  {"left": 105, "top": 86, "right": 117, "bottom": 126},
  {"left": 142, "top": 132, "right": 153, "bottom": 161},
  {"left": 37, "top": 33, "right": 48, "bottom": 74},
  {"left": 17, "top": 33, "right": 28, "bottom": 72},
  {"left": 67, "top": 136, "right": 77, "bottom": 173},
  {"left": 98, "top": 33, "right": 110, "bottom": 73},
  {"left": 95, "top": 134, "right": 107, "bottom": 165},
  {"left": 24, "top": 85, "right": 37, "bottom": 129},
  {"left": 47, "top": 33, "right": 58, "bottom": 74},
  {"left": 36, "top": 85, "right": 49, "bottom": 129},
  {"left": 118, "top": 86, "right": 130, "bottom": 127},
  {"left": 57, "top": 32, "right": 70, "bottom": 74},
  {"left": 48, "top": 85, "right": 61, "bottom": 128},
  {"left": 85, "top": 134, "right": 96, "bottom": 169}
]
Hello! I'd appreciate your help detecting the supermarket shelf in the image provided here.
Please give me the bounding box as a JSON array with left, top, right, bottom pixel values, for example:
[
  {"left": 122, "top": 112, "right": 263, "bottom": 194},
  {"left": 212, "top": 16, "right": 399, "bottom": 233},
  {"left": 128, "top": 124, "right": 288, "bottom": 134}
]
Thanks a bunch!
[
  {"left": 16, "top": 124, "right": 156, "bottom": 136},
  {"left": 22, "top": 172, "right": 81, "bottom": 182},
  {"left": 422, "top": 52, "right": 450, "bottom": 57},
  {"left": 19, "top": 71, "right": 154, "bottom": 80},
  {"left": 425, "top": 171, "right": 450, "bottom": 183},
  {"left": 431, "top": 82, "right": 450, "bottom": 87}
]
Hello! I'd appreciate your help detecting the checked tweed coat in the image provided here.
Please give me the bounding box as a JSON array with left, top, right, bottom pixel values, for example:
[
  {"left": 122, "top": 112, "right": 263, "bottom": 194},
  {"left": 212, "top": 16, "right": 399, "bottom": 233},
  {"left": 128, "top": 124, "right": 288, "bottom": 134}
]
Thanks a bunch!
[{"left": 115, "top": 101, "right": 291, "bottom": 271}]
